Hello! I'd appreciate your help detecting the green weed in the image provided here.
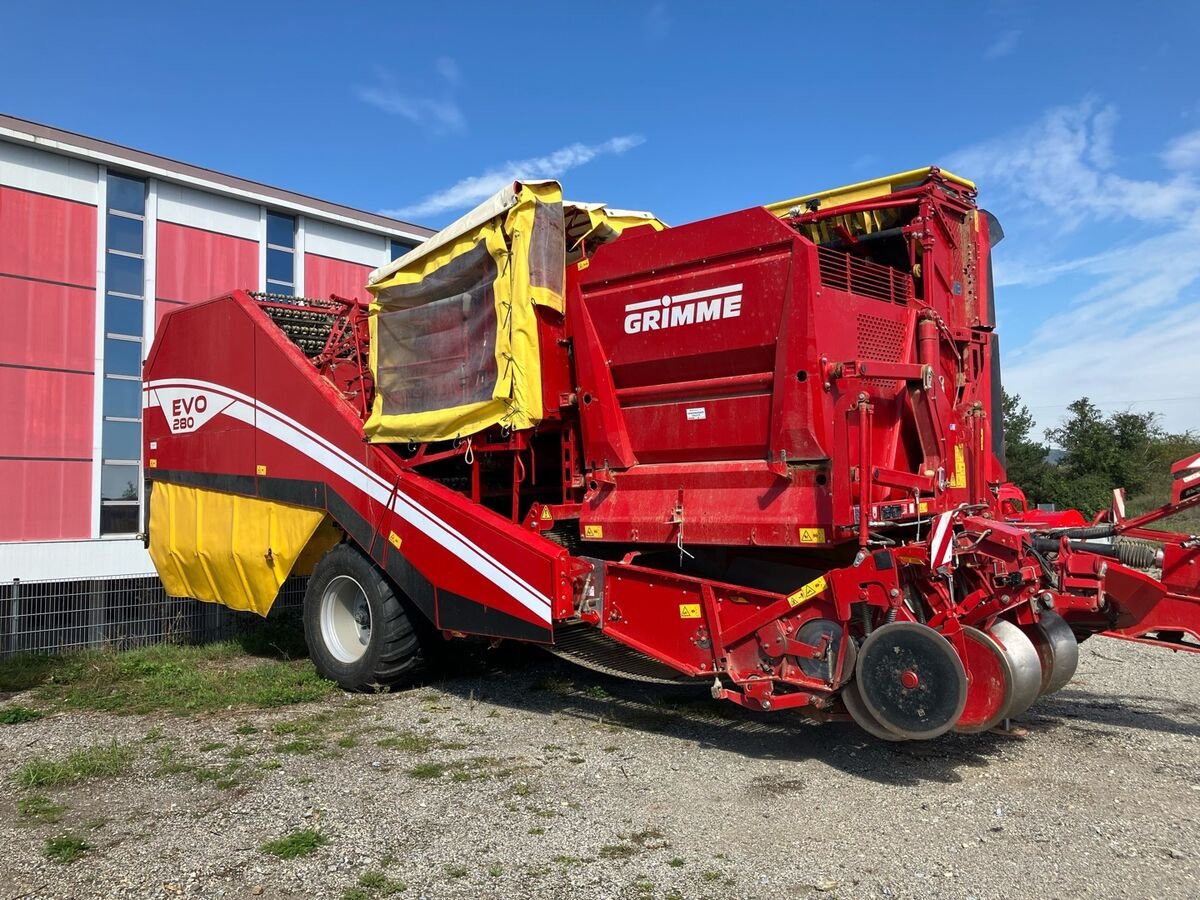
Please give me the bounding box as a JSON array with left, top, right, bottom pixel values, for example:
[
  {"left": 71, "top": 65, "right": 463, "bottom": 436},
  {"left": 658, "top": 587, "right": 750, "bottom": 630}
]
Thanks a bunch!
[{"left": 260, "top": 829, "right": 327, "bottom": 859}]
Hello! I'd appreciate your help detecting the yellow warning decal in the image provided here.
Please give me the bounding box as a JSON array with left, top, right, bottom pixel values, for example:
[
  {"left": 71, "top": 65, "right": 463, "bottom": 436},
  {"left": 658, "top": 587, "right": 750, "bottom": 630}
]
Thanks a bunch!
[
  {"left": 949, "top": 445, "right": 966, "bottom": 488},
  {"left": 679, "top": 603, "right": 702, "bottom": 619},
  {"left": 148, "top": 458, "right": 157, "bottom": 468},
  {"left": 388, "top": 531, "right": 403, "bottom": 550},
  {"left": 918, "top": 501, "right": 929, "bottom": 513},
  {"left": 256, "top": 464, "right": 268, "bottom": 476},
  {"left": 539, "top": 507, "right": 553, "bottom": 521},
  {"left": 798, "top": 527, "right": 826, "bottom": 544},
  {"left": 787, "top": 575, "right": 828, "bottom": 608},
  {"left": 577, "top": 258, "right": 590, "bottom": 270},
  {"left": 583, "top": 524, "right": 603, "bottom": 539},
  {"left": 896, "top": 552, "right": 923, "bottom": 565}
]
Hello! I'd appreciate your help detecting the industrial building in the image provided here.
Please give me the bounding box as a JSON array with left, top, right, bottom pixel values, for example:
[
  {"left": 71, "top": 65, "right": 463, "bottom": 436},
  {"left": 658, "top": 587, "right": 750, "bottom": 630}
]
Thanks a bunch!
[{"left": 0, "top": 114, "right": 432, "bottom": 596}]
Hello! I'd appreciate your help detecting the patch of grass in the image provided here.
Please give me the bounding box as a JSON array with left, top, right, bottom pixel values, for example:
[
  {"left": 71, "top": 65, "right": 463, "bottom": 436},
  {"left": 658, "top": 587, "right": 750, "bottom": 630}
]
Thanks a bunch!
[
  {"left": 528, "top": 826, "right": 545, "bottom": 835},
  {"left": 700, "top": 870, "right": 722, "bottom": 883},
  {"left": 633, "top": 879, "right": 654, "bottom": 896},
  {"left": 274, "top": 737, "right": 324, "bottom": 755},
  {"left": 445, "top": 863, "right": 468, "bottom": 878},
  {"left": 198, "top": 741, "right": 228, "bottom": 753},
  {"left": 668, "top": 857, "right": 685, "bottom": 868},
  {"left": 16, "top": 794, "right": 66, "bottom": 824},
  {"left": 45, "top": 833, "right": 91, "bottom": 864},
  {"left": 257, "top": 759, "right": 282, "bottom": 771},
  {"left": 599, "top": 844, "right": 636, "bottom": 860},
  {"left": 342, "top": 890, "right": 370, "bottom": 900},
  {"left": 552, "top": 854, "right": 588, "bottom": 866},
  {"left": 357, "top": 870, "right": 407, "bottom": 894},
  {"left": 513, "top": 782, "right": 533, "bottom": 797},
  {"left": 377, "top": 732, "right": 436, "bottom": 753},
  {"left": 0, "top": 639, "right": 336, "bottom": 717},
  {"left": 143, "top": 726, "right": 165, "bottom": 742},
  {"left": 488, "top": 863, "right": 503, "bottom": 878},
  {"left": 336, "top": 734, "right": 359, "bottom": 749},
  {"left": 233, "top": 723, "right": 258, "bottom": 735},
  {"left": 406, "top": 755, "right": 511, "bottom": 782},
  {"left": 227, "top": 744, "right": 255, "bottom": 760},
  {"left": 13, "top": 741, "right": 135, "bottom": 788},
  {"left": 1, "top": 705, "right": 44, "bottom": 724},
  {"left": 530, "top": 674, "right": 575, "bottom": 694},
  {"left": 260, "top": 829, "right": 327, "bottom": 859},
  {"left": 406, "top": 761, "right": 448, "bottom": 780}
]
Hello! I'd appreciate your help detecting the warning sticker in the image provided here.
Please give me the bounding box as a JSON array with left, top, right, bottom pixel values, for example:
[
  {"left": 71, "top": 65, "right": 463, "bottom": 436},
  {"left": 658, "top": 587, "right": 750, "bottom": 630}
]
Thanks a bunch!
[
  {"left": 679, "top": 603, "right": 702, "bottom": 619},
  {"left": 685, "top": 407, "right": 706, "bottom": 421},
  {"left": 949, "top": 444, "right": 967, "bottom": 488},
  {"left": 388, "top": 531, "right": 403, "bottom": 550},
  {"left": 786, "top": 575, "right": 828, "bottom": 608},
  {"left": 256, "top": 464, "right": 267, "bottom": 476},
  {"left": 539, "top": 507, "right": 553, "bottom": 521},
  {"left": 798, "top": 527, "right": 826, "bottom": 544},
  {"left": 583, "top": 524, "right": 604, "bottom": 539}
]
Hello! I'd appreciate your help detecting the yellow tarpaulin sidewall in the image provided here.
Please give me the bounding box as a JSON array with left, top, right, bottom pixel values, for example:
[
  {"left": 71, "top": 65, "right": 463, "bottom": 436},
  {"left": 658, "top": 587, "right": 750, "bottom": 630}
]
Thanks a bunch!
[
  {"left": 149, "top": 481, "right": 336, "bottom": 616},
  {"left": 365, "top": 182, "right": 565, "bottom": 443}
]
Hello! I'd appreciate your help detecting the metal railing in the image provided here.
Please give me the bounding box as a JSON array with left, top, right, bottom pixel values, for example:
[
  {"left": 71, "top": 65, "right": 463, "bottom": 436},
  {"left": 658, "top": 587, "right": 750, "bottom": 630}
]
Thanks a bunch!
[{"left": 0, "top": 575, "right": 307, "bottom": 658}]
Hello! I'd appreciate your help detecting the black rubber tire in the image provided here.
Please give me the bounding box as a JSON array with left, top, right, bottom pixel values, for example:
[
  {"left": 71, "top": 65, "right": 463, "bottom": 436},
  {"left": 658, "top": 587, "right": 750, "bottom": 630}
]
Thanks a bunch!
[{"left": 303, "top": 543, "right": 425, "bottom": 691}]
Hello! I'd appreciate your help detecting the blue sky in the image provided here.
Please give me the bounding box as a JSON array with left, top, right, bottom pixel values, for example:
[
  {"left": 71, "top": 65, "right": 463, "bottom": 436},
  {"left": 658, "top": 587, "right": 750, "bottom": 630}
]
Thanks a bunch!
[{"left": 4, "top": 2, "right": 1199, "bottom": 439}]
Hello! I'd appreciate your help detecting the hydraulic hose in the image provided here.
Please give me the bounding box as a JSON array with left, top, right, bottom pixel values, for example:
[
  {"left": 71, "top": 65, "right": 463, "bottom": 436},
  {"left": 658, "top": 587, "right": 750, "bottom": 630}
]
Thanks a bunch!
[{"left": 1031, "top": 536, "right": 1163, "bottom": 569}]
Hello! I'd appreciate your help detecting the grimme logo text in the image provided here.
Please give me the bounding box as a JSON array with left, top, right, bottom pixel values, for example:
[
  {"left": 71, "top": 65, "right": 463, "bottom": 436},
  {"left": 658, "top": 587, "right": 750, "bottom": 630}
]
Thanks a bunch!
[{"left": 623, "top": 283, "right": 743, "bottom": 334}]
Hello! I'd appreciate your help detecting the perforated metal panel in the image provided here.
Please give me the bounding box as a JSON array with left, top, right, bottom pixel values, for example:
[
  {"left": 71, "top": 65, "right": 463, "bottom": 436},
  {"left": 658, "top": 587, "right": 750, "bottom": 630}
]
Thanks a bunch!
[{"left": 857, "top": 313, "right": 907, "bottom": 392}]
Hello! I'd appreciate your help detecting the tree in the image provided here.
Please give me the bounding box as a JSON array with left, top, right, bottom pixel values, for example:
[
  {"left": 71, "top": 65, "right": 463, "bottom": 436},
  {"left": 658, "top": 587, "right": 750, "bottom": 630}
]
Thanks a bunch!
[
  {"left": 1044, "top": 398, "right": 1162, "bottom": 514},
  {"left": 1000, "top": 390, "right": 1054, "bottom": 503}
]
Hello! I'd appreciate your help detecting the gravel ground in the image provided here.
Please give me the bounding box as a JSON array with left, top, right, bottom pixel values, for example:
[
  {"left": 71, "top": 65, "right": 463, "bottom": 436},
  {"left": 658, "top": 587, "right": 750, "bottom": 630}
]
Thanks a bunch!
[{"left": 2, "top": 638, "right": 1199, "bottom": 900}]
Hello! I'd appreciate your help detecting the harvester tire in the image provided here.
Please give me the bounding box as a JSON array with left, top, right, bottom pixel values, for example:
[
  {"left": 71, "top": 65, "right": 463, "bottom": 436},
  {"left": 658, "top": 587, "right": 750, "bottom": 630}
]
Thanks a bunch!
[{"left": 303, "top": 543, "right": 425, "bottom": 691}]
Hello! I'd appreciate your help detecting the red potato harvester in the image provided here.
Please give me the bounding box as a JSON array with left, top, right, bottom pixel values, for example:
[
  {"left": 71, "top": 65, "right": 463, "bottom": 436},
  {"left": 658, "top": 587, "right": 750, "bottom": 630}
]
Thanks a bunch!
[{"left": 141, "top": 170, "right": 1200, "bottom": 741}]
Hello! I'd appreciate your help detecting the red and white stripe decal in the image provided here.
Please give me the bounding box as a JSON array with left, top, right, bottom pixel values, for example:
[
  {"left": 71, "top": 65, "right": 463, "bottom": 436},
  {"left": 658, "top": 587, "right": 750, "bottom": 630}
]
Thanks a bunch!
[
  {"left": 929, "top": 512, "right": 955, "bottom": 570},
  {"left": 143, "top": 378, "right": 553, "bottom": 623}
]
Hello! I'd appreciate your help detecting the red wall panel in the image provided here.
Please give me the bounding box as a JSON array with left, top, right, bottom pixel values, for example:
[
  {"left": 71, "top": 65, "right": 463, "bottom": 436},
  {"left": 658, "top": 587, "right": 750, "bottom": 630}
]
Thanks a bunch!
[
  {"left": 0, "top": 367, "right": 93, "bottom": 459},
  {"left": 0, "top": 186, "right": 96, "bottom": 288},
  {"left": 304, "top": 254, "right": 373, "bottom": 304},
  {"left": 0, "top": 459, "right": 91, "bottom": 541},
  {"left": 156, "top": 221, "right": 258, "bottom": 303},
  {"left": 0, "top": 274, "right": 94, "bottom": 371}
]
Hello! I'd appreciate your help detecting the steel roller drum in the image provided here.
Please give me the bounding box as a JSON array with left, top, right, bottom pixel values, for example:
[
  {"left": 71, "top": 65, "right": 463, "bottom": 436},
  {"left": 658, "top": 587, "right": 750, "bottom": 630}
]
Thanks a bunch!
[
  {"left": 988, "top": 618, "right": 1043, "bottom": 719},
  {"left": 855, "top": 622, "right": 968, "bottom": 740}
]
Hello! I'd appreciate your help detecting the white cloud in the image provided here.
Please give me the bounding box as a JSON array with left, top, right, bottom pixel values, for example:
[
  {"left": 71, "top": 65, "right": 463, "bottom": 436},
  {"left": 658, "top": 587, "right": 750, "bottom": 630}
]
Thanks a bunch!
[
  {"left": 355, "top": 62, "right": 465, "bottom": 135},
  {"left": 949, "top": 99, "right": 1200, "bottom": 226},
  {"left": 644, "top": 2, "right": 671, "bottom": 40},
  {"left": 984, "top": 29, "right": 1021, "bottom": 60},
  {"left": 951, "top": 100, "right": 1200, "bottom": 436},
  {"left": 384, "top": 135, "right": 646, "bottom": 219},
  {"left": 1162, "top": 129, "right": 1200, "bottom": 170}
]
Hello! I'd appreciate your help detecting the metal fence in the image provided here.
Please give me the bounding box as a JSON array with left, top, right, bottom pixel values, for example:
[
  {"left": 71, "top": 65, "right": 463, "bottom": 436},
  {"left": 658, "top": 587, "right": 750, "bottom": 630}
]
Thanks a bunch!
[{"left": 0, "top": 575, "right": 307, "bottom": 658}]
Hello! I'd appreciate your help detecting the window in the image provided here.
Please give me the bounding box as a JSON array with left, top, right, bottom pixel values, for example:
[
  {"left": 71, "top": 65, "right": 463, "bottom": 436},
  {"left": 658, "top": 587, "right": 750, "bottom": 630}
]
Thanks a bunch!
[
  {"left": 390, "top": 239, "right": 415, "bottom": 261},
  {"left": 266, "top": 212, "right": 295, "bottom": 295},
  {"left": 100, "top": 172, "right": 146, "bottom": 535}
]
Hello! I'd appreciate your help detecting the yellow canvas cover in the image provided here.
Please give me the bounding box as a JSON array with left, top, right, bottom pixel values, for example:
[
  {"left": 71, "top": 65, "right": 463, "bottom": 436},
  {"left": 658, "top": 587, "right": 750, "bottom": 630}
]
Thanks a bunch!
[
  {"left": 149, "top": 481, "right": 338, "bottom": 615},
  {"left": 365, "top": 181, "right": 566, "bottom": 443}
]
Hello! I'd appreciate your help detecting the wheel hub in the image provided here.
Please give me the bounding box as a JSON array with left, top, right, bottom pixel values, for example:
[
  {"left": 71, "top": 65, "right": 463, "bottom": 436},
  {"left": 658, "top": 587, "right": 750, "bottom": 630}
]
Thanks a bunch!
[{"left": 319, "top": 574, "right": 373, "bottom": 664}]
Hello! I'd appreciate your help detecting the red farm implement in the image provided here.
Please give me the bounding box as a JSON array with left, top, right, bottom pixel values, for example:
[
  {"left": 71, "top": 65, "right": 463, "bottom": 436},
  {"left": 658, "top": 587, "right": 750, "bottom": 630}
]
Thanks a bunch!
[{"left": 141, "top": 170, "right": 1200, "bottom": 741}]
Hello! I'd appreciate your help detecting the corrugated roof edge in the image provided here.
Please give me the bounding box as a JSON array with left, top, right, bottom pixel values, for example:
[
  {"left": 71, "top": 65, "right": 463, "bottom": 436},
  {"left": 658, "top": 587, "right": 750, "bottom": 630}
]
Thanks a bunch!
[{"left": 0, "top": 113, "right": 435, "bottom": 242}]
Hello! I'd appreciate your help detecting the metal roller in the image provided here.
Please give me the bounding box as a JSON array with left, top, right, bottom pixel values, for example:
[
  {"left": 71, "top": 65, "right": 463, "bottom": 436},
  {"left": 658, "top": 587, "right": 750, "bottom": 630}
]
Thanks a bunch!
[
  {"left": 1022, "top": 610, "right": 1080, "bottom": 695},
  {"left": 987, "top": 618, "right": 1043, "bottom": 719},
  {"left": 841, "top": 678, "right": 908, "bottom": 742},
  {"left": 954, "top": 625, "right": 1015, "bottom": 734},
  {"left": 855, "top": 622, "right": 967, "bottom": 741}
]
